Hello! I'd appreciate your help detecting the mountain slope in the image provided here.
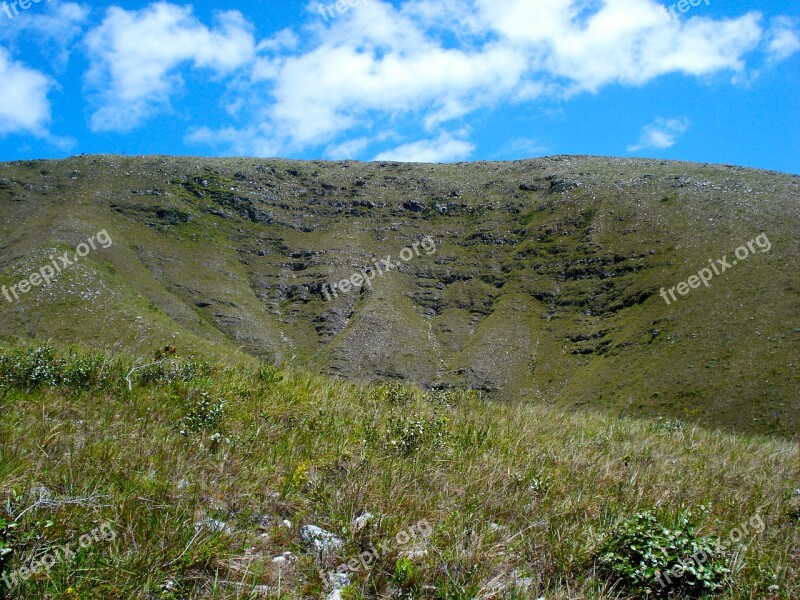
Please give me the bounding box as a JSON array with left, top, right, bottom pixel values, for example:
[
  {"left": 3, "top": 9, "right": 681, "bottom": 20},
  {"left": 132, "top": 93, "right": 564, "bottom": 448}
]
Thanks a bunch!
[{"left": 0, "top": 155, "right": 797, "bottom": 434}]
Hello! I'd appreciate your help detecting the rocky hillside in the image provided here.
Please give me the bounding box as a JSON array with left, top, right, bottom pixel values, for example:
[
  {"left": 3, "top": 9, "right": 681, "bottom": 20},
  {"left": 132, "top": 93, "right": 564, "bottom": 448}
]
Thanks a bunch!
[{"left": 0, "top": 155, "right": 797, "bottom": 434}]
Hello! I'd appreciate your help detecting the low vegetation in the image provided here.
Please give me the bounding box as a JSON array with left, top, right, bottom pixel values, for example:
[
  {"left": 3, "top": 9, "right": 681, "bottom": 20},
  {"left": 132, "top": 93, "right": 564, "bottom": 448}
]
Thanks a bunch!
[{"left": 0, "top": 345, "right": 798, "bottom": 598}]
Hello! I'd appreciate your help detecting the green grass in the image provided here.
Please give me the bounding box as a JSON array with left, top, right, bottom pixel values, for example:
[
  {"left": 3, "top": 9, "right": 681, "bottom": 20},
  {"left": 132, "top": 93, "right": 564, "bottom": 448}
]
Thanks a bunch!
[{"left": 0, "top": 345, "right": 797, "bottom": 598}]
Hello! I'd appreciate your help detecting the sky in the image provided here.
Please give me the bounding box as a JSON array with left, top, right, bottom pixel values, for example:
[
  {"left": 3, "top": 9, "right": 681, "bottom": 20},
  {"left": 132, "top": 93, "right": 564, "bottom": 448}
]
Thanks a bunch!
[{"left": 0, "top": 0, "right": 798, "bottom": 172}]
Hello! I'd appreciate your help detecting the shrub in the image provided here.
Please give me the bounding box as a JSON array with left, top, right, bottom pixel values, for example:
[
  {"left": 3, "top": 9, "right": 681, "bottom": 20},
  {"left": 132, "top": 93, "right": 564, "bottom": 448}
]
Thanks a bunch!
[
  {"left": 176, "top": 390, "right": 227, "bottom": 436},
  {"left": 650, "top": 417, "right": 686, "bottom": 434},
  {"left": 392, "top": 557, "right": 421, "bottom": 599},
  {"left": 597, "top": 508, "right": 730, "bottom": 597},
  {"left": 373, "top": 381, "right": 417, "bottom": 406},
  {"left": 134, "top": 357, "right": 211, "bottom": 387},
  {"left": 385, "top": 413, "right": 449, "bottom": 455},
  {"left": 257, "top": 364, "right": 283, "bottom": 384},
  {"left": 0, "top": 346, "right": 111, "bottom": 391},
  {"left": 0, "top": 346, "right": 61, "bottom": 388},
  {"left": 0, "top": 516, "right": 16, "bottom": 587},
  {"left": 60, "top": 353, "right": 105, "bottom": 388}
]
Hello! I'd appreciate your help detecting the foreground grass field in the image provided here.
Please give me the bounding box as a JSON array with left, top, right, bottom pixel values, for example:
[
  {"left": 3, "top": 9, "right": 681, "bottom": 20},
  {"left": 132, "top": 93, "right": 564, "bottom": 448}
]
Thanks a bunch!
[{"left": 0, "top": 346, "right": 797, "bottom": 599}]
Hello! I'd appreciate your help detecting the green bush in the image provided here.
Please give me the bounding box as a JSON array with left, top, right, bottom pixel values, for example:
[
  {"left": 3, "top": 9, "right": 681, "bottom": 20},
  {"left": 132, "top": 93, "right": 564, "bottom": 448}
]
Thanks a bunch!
[
  {"left": 0, "top": 346, "right": 61, "bottom": 388},
  {"left": 257, "top": 364, "right": 283, "bottom": 384},
  {"left": 0, "top": 346, "right": 109, "bottom": 390},
  {"left": 0, "top": 516, "right": 16, "bottom": 587},
  {"left": 392, "top": 557, "right": 421, "bottom": 599},
  {"left": 650, "top": 417, "right": 687, "bottom": 434},
  {"left": 385, "top": 413, "right": 449, "bottom": 456},
  {"left": 134, "top": 357, "right": 211, "bottom": 387},
  {"left": 176, "top": 390, "right": 227, "bottom": 436},
  {"left": 61, "top": 353, "right": 105, "bottom": 388},
  {"left": 597, "top": 508, "right": 730, "bottom": 597},
  {"left": 372, "top": 381, "right": 417, "bottom": 406}
]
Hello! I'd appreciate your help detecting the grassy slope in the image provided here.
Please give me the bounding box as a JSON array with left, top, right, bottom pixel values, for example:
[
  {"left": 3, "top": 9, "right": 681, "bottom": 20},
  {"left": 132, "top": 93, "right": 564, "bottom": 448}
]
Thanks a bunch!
[
  {"left": 0, "top": 156, "right": 798, "bottom": 436},
  {"left": 0, "top": 347, "right": 798, "bottom": 599}
]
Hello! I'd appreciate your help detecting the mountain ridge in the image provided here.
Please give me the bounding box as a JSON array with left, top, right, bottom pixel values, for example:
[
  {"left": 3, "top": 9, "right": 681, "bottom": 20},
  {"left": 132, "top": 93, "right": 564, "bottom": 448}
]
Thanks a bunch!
[{"left": 1, "top": 154, "right": 797, "bottom": 435}]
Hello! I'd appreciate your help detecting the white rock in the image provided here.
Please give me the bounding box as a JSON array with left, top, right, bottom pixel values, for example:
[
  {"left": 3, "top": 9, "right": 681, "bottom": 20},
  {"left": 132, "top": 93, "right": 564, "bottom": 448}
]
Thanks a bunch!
[
  {"left": 272, "top": 551, "right": 295, "bottom": 565},
  {"left": 300, "top": 525, "right": 344, "bottom": 560},
  {"left": 353, "top": 512, "right": 374, "bottom": 531},
  {"left": 325, "top": 572, "right": 351, "bottom": 599},
  {"left": 27, "top": 485, "right": 52, "bottom": 500},
  {"left": 399, "top": 546, "right": 428, "bottom": 560},
  {"left": 194, "top": 518, "right": 232, "bottom": 536}
]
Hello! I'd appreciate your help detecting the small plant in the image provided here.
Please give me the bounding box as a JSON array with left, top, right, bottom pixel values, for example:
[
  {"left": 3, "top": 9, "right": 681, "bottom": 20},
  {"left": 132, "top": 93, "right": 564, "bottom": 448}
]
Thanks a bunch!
[
  {"left": 650, "top": 417, "right": 686, "bottom": 434},
  {"left": 527, "top": 475, "right": 550, "bottom": 497},
  {"left": 286, "top": 461, "right": 310, "bottom": 491},
  {"left": 392, "top": 557, "right": 420, "bottom": 599},
  {"left": 385, "top": 413, "right": 449, "bottom": 455},
  {"left": 372, "top": 382, "right": 417, "bottom": 406},
  {"left": 135, "top": 356, "right": 211, "bottom": 387},
  {"left": 176, "top": 390, "right": 227, "bottom": 436},
  {"left": 340, "top": 584, "right": 363, "bottom": 600},
  {"left": 597, "top": 507, "right": 730, "bottom": 597},
  {"left": 0, "top": 516, "right": 16, "bottom": 587},
  {"left": 60, "top": 353, "right": 105, "bottom": 388},
  {"left": 257, "top": 364, "right": 283, "bottom": 384},
  {"left": 154, "top": 345, "right": 177, "bottom": 360}
]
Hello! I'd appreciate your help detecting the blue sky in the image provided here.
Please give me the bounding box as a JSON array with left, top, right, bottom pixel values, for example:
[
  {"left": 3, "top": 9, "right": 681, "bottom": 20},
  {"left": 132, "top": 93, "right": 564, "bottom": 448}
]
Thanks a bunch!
[{"left": 0, "top": 0, "right": 798, "bottom": 172}]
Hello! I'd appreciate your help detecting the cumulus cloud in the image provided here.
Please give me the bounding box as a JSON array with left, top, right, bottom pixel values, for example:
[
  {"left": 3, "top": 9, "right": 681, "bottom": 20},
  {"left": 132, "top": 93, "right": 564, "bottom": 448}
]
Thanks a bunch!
[
  {"left": 85, "top": 2, "right": 257, "bottom": 132},
  {"left": 325, "top": 137, "right": 373, "bottom": 160},
  {"left": 0, "top": 48, "right": 54, "bottom": 138},
  {"left": 765, "top": 17, "right": 800, "bottom": 64},
  {"left": 374, "top": 134, "right": 475, "bottom": 162},
  {"left": 628, "top": 117, "right": 690, "bottom": 152},
  {"left": 185, "top": 124, "right": 280, "bottom": 157},
  {"left": 0, "top": 3, "right": 89, "bottom": 69},
  {"left": 0, "top": 2, "right": 89, "bottom": 46},
  {"left": 64, "top": 0, "right": 797, "bottom": 161},
  {"left": 185, "top": 0, "right": 769, "bottom": 158}
]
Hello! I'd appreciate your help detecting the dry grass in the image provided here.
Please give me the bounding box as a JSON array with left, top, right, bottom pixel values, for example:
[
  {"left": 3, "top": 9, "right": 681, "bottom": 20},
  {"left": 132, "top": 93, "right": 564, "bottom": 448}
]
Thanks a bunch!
[{"left": 0, "top": 346, "right": 797, "bottom": 599}]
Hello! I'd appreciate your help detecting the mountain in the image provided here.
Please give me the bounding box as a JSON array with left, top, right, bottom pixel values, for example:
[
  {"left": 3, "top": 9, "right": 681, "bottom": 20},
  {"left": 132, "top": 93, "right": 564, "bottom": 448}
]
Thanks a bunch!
[{"left": 0, "top": 155, "right": 797, "bottom": 434}]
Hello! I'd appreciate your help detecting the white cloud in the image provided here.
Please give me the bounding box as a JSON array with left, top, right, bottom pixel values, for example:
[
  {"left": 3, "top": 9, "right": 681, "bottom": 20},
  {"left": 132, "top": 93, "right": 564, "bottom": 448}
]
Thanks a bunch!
[
  {"left": 0, "top": 3, "right": 89, "bottom": 67},
  {"left": 374, "top": 134, "right": 475, "bottom": 162},
  {"left": 765, "top": 17, "right": 800, "bottom": 64},
  {"left": 0, "top": 2, "right": 89, "bottom": 45},
  {"left": 85, "top": 3, "right": 256, "bottom": 132},
  {"left": 628, "top": 117, "right": 690, "bottom": 152},
  {"left": 185, "top": 125, "right": 280, "bottom": 157},
  {"left": 494, "top": 137, "right": 550, "bottom": 159},
  {"left": 188, "top": 0, "right": 771, "bottom": 159},
  {"left": 30, "top": 0, "right": 776, "bottom": 163},
  {"left": 325, "top": 137, "right": 372, "bottom": 159},
  {"left": 0, "top": 48, "right": 54, "bottom": 138}
]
